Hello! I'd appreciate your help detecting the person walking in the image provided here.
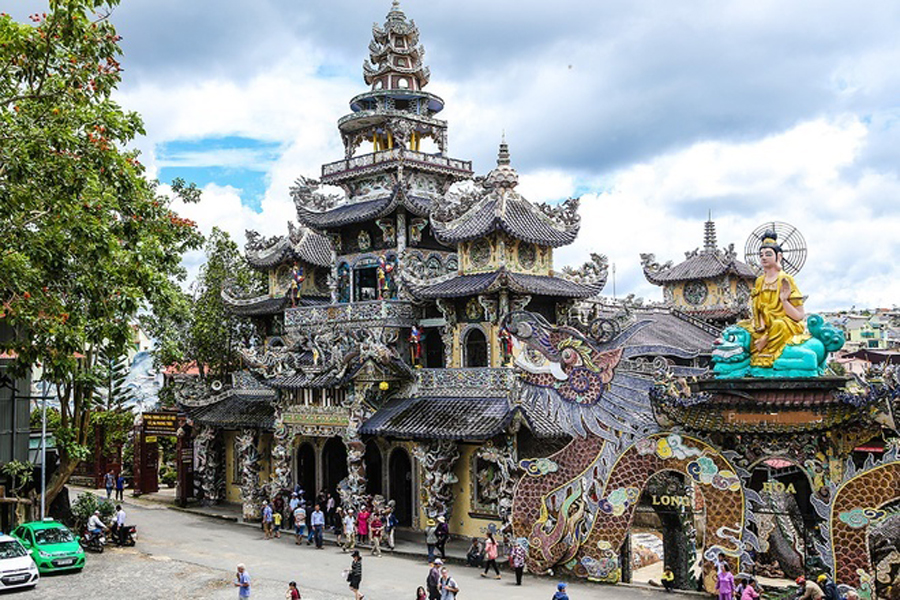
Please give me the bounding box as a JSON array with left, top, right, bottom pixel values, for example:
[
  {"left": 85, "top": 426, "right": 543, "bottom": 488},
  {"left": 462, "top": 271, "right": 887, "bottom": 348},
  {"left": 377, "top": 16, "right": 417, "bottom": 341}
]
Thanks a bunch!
[
  {"left": 384, "top": 503, "right": 398, "bottom": 550},
  {"left": 435, "top": 516, "right": 449, "bottom": 560},
  {"left": 293, "top": 503, "right": 307, "bottom": 545},
  {"left": 288, "top": 492, "right": 300, "bottom": 529},
  {"left": 716, "top": 563, "right": 735, "bottom": 600},
  {"left": 426, "top": 559, "right": 442, "bottom": 600},
  {"left": 346, "top": 550, "right": 363, "bottom": 600},
  {"left": 104, "top": 470, "right": 115, "bottom": 500},
  {"left": 438, "top": 567, "right": 459, "bottom": 600},
  {"left": 234, "top": 563, "right": 251, "bottom": 599},
  {"left": 311, "top": 504, "right": 325, "bottom": 549},
  {"left": 262, "top": 501, "right": 274, "bottom": 540},
  {"left": 480, "top": 531, "right": 501, "bottom": 579},
  {"left": 508, "top": 539, "right": 526, "bottom": 585},
  {"left": 425, "top": 519, "right": 438, "bottom": 563},
  {"left": 357, "top": 505, "right": 371, "bottom": 545},
  {"left": 552, "top": 582, "right": 569, "bottom": 600},
  {"left": 343, "top": 509, "right": 357, "bottom": 552},
  {"left": 286, "top": 580, "right": 301, "bottom": 599},
  {"left": 115, "top": 472, "right": 125, "bottom": 501},
  {"left": 370, "top": 513, "right": 384, "bottom": 557},
  {"left": 273, "top": 508, "right": 283, "bottom": 538},
  {"left": 334, "top": 506, "right": 345, "bottom": 547}
]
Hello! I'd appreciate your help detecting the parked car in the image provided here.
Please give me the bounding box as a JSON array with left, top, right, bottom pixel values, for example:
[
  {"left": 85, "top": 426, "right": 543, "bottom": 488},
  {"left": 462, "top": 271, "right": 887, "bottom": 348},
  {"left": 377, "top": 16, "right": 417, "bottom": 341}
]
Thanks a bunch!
[
  {"left": 11, "top": 519, "right": 85, "bottom": 573},
  {"left": 0, "top": 533, "right": 39, "bottom": 590}
]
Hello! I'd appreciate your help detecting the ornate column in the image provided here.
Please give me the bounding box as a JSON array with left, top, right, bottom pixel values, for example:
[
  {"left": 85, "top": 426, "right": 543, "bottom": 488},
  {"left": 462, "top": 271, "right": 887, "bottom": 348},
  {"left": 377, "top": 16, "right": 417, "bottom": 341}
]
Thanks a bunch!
[
  {"left": 267, "top": 392, "right": 293, "bottom": 497},
  {"left": 475, "top": 436, "right": 518, "bottom": 538},
  {"left": 194, "top": 424, "right": 225, "bottom": 505},
  {"left": 412, "top": 439, "right": 460, "bottom": 518},
  {"left": 436, "top": 298, "right": 457, "bottom": 368},
  {"left": 236, "top": 428, "right": 262, "bottom": 521},
  {"left": 339, "top": 389, "right": 368, "bottom": 511},
  {"left": 396, "top": 209, "right": 407, "bottom": 297}
]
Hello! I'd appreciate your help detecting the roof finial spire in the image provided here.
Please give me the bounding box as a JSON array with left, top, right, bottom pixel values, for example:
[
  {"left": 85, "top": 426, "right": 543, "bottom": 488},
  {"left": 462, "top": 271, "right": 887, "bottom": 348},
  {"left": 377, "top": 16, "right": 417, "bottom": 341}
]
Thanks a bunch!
[
  {"left": 497, "top": 135, "right": 510, "bottom": 167},
  {"left": 703, "top": 212, "right": 717, "bottom": 253}
]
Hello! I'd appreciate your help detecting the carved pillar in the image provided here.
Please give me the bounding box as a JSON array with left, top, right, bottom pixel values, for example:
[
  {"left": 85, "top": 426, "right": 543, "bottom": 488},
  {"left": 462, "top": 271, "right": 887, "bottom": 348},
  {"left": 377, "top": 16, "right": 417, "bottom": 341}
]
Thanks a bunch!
[
  {"left": 267, "top": 393, "right": 292, "bottom": 497},
  {"left": 475, "top": 435, "right": 518, "bottom": 539},
  {"left": 195, "top": 424, "right": 225, "bottom": 505},
  {"left": 236, "top": 428, "right": 262, "bottom": 521},
  {"left": 396, "top": 210, "right": 407, "bottom": 297},
  {"left": 339, "top": 389, "right": 368, "bottom": 511},
  {"left": 412, "top": 439, "right": 460, "bottom": 518},
  {"left": 436, "top": 299, "right": 457, "bottom": 368}
]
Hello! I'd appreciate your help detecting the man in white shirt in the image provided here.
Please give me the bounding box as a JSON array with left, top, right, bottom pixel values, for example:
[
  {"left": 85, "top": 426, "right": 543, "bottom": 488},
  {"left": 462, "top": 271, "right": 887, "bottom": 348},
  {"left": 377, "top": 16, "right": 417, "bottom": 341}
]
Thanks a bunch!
[
  {"left": 87, "top": 510, "right": 107, "bottom": 535},
  {"left": 114, "top": 504, "right": 127, "bottom": 546}
]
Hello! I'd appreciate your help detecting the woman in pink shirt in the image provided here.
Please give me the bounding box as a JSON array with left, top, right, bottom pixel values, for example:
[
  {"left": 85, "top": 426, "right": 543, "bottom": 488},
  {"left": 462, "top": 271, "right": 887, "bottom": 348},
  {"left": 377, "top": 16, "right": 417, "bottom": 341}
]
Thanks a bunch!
[
  {"left": 357, "top": 506, "right": 371, "bottom": 543},
  {"left": 740, "top": 579, "right": 760, "bottom": 600},
  {"left": 716, "top": 563, "right": 735, "bottom": 600}
]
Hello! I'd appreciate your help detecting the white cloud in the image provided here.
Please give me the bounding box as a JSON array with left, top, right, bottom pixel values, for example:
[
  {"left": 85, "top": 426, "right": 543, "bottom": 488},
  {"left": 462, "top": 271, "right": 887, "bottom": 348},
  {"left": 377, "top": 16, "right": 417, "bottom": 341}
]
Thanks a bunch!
[{"left": 558, "top": 116, "right": 900, "bottom": 310}]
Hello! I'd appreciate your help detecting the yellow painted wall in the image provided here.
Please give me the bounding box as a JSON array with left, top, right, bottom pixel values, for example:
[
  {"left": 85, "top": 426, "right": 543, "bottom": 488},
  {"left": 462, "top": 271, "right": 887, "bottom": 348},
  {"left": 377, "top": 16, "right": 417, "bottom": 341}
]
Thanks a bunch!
[
  {"left": 670, "top": 277, "right": 750, "bottom": 310},
  {"left": 224, "top": 430, "right": 240, "bottom": 503},
  {"left": 269, "top": 263, "right": 324, "bottom": 297},
  {"left": 447, "top": 443, "right": 499, "bottom": 538}
]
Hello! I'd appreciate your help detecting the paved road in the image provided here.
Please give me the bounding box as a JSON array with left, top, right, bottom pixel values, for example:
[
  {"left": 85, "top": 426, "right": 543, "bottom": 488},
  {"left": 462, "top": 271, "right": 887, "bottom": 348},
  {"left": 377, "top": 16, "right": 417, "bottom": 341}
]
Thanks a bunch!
[{"left": 19, "top": 499, "right": 666, "bottom": 600}]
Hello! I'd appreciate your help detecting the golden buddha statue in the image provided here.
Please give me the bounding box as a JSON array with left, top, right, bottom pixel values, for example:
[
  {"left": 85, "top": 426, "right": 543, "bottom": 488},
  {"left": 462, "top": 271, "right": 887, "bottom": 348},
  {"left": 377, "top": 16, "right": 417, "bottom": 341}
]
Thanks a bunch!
[{"left": 738, "top": 231, "right": 808, "bottom": 367}]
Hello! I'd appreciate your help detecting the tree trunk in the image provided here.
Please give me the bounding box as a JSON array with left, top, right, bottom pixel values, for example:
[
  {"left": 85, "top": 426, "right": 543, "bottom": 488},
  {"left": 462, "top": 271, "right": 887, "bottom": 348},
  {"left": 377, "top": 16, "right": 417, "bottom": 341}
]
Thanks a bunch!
[{"left": 43, "top": 454, "right": 80, "bottom": 510}]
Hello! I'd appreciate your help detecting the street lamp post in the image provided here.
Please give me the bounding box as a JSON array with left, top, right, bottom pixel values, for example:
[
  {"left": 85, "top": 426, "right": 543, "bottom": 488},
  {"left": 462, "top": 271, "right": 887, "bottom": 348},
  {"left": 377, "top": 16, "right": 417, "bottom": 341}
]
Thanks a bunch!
[{"left": 40, "top": 393, "right": 47, "bottom": 520}]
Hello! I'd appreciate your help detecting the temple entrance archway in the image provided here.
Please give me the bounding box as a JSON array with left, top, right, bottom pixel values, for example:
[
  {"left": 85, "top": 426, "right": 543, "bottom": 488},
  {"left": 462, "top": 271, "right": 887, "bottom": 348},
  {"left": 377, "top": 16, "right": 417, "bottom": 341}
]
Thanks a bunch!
[
  {"left": 295, "top": 442, "right": 316, "bottom": 504},
  {"left": 464, "top": 328, "right": 488, "bottom": 367},
  {"left": 322, "top": 436, "right": 348, "bottom": 498},
  {"left": 365, "top": 440, "right": 383, "bottom": 496},
  {"left": 628, "top": 471, "right": 700, "bottom": 591},
  {"left": 747, "top": 457, "right": 817, "bottom": 582},
  {"left": 389, "top": 447, "right": 414, "bottom": 526}
]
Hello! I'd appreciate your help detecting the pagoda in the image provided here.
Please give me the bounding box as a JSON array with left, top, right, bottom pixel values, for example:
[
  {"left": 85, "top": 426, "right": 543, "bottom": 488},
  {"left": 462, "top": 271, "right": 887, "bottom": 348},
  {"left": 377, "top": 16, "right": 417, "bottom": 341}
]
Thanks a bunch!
[{"left": 641, "top": 216, "right": 756, "bottom": 326}]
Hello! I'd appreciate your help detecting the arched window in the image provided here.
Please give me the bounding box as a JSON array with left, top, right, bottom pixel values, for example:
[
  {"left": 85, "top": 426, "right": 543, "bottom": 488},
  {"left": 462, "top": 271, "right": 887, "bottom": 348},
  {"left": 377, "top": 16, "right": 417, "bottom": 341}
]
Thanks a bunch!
[
  {"left": 397, "top": 77, "right": 409, "bottom": 89},
  {"left": 464, "top": 328, "right": 488, "bottom": 368}
]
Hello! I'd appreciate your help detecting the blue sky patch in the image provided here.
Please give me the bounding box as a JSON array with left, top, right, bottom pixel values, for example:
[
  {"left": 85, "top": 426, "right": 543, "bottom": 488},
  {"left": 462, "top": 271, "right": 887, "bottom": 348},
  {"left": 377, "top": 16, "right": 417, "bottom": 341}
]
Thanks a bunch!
[{"left": 156, "top": 136, "right": 283, "bottom": 212}]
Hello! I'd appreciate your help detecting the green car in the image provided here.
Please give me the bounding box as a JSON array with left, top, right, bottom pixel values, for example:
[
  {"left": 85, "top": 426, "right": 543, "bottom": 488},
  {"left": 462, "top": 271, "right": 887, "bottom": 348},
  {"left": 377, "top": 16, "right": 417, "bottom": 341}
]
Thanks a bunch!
[{"left": 11, "top": 519, "right": 85, "bottom": 573}]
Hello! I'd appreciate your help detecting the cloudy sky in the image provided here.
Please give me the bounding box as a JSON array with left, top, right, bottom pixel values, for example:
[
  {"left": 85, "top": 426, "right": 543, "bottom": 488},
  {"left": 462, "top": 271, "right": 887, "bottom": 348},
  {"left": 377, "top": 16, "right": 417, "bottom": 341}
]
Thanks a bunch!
[{"left": 19, "top": 0, "right": 900, "bottom": 310}]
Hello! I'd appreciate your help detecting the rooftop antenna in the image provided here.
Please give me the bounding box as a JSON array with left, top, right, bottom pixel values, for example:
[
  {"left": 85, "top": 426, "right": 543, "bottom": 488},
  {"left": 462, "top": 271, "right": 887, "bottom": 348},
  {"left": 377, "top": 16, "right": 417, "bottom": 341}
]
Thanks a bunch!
[{"left": 612, "top": 263, "right": 616, "bottom": 299}]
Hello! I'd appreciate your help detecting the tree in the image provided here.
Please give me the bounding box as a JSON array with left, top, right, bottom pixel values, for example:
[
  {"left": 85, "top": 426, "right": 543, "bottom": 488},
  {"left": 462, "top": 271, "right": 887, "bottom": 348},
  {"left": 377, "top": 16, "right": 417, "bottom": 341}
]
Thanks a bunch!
[
  {"left": 143, "top": 227, "right": 264, "bottom": 380},
  {"left": 0, "top": 1, "right": 203, "bottom": 507}
]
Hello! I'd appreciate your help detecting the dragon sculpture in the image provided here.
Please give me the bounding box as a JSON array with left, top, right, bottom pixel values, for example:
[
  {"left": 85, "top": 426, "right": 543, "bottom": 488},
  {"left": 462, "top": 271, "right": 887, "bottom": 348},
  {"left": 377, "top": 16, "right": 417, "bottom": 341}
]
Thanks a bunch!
[{"left": 504, "top": 310, "right": 745, "bottom": 592}]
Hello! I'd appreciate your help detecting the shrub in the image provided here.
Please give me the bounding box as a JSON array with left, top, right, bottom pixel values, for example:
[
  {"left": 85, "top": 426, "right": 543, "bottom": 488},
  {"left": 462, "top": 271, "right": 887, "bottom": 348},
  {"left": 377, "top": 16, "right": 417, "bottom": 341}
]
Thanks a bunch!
[{"left": 70, "top": 492, "right": 116, "bottom": 531}]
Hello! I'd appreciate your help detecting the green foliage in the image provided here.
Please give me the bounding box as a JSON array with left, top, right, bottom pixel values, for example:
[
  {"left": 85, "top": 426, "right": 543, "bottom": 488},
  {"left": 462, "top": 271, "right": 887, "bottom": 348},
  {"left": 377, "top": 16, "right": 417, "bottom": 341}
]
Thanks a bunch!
[
  {"left": 142, "top": 227, "right": 264, "bottom": 379},
  {"left": 0, "top": 0, "right": 204, "bottom": 505},
  {"left": 0, "top": 460, "right": 34, "bottom": 498},
  {"left": 90, "top": 409, "right": 133, "bottom": 458},
  {"left": 98, "top": 346, "right": 135, "bottom": 411},
  {"left": 30, "top": 406, "right": 61, "bottom": 431},
  {"left": 160, "top": 466, "right": 177, "bottom": 486},
  {"left": 70, "top": 491, "right": 115, "bottom": 530}
]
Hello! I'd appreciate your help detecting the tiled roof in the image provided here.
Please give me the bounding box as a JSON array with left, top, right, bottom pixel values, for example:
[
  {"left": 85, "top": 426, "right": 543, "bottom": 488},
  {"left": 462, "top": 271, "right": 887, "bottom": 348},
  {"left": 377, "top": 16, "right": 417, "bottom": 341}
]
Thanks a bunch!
[
  {"left": 222, "top": 294, "right": 328, "bottom": 317},
  {"left": 245, "top": 228, "right": 332, "bottom": 269},
  {"left": 359, "top": 396, "right": 513, "bottom": 440},
  {"left": 295, "top": 193, "right": 397, "bottom": 230},
  {"left": 644, "top": 251, "right": 756, "bottom": 284},
  {"left": 624, "top": 310, "right": 719, "bottom": 357},
  {"left": 657, "top": 403, "right": 861, "bottom": 433},
  {"left": 189, "top": 390, "right": 275, "bottom": 430},
  {"left": 410, "top": 269, "right": 601, "bottom": 299},
  {"left": 432, "top": 192, "right": 578, "bottom": 248},
  {"left": 511, "top": 405, "right": 570, "bottom": 439}
]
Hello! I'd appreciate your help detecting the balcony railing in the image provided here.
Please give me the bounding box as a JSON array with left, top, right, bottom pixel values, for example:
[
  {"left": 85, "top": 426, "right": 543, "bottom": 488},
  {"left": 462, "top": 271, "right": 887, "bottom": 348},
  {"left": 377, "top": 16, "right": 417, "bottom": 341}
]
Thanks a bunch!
[
  {"left": 415, "top": 367, "right": 516, "bottom": 399},
  {"left": 321, "top": 149, "right": 472, "bottom": 180},
  {"left": 284, "top": 299, "right": 418, "bottom": 330}
]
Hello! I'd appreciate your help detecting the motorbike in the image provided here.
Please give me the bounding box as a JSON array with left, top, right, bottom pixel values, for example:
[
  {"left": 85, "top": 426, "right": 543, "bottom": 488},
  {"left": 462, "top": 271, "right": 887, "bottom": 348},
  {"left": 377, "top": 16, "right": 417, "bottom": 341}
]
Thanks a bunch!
[
  {"left": 110, "top": 523, "right": 137, "bottom": 547},
  {"left": 80, "top": 528, "right": 107, "bottom": 553}
]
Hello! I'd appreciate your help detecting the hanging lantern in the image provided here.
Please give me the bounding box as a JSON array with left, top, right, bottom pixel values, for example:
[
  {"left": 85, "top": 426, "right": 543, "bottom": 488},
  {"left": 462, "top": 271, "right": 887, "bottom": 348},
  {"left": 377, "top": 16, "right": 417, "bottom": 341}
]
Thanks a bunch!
[{"left": 379, "top": 381, "right": 389, "bottom": 391}]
